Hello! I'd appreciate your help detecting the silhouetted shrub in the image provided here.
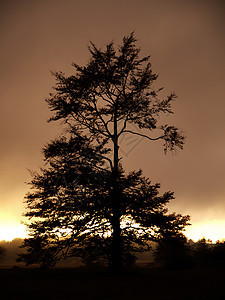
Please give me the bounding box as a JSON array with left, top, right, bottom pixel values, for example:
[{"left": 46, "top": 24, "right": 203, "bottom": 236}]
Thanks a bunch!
[
  {"left": 186, "top": 238, "right": 225, "bottom": 268},
  {"left": 212, "top": 241, "right": 225, "bottom": 265},
  {"left": 0, "top": 245, "right": 6, "bottom": 261},
  {"left": 154, "top": 235, "right": 193, "bottom": 269},
  {"left": 191, "top": 239, "right": 210, "bottom": 263}
]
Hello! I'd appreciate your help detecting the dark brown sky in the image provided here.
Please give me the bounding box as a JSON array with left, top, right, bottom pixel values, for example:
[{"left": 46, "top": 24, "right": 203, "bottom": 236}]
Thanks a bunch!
[{"left": 1, "top": 0, "right": 225, "bottom": 241}]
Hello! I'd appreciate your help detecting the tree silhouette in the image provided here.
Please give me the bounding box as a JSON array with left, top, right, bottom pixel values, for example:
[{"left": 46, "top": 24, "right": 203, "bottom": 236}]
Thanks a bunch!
[
  {"left": 18, "top": 33, "right": 189, "bottom": 271},
  {"left": 154, "top": 233, "right": 192, "bottom": 269},
  {"left": 0, "top": 245, "right": 6, "bottom": 261}
]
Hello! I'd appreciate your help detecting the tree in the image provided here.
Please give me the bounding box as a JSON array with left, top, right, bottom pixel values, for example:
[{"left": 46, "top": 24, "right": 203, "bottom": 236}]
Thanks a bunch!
[
  {"left": 18, "top": 33, "right": 190, "bottom": 271},
  {"left": 0, "top": 245, "right": 6, "bottom": 261},
  {"left": 154, "top": 233, "right": 192, "bottom": 269}
]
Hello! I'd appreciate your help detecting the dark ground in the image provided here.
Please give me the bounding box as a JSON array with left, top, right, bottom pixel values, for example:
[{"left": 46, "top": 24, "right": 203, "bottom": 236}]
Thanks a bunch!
[{"left": 0, "top": 264, "right": 224, "bottom": 300}]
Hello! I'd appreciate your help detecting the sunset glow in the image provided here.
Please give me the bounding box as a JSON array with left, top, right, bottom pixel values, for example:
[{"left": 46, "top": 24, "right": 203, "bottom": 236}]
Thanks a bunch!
[
  {"left": 0, "top": 220, "right": 225, "bottom": 244},
  {"left": 0, "top": 223, "right": 27, "bottom": 242},
  {"left": 185, "top": 220, "right": 225, "bottom": 243}
]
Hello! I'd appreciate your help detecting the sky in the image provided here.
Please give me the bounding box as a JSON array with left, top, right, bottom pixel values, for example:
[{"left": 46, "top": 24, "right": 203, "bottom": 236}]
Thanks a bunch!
[{"left": 0, "top": 0, "right": 225, "bottom": 242}]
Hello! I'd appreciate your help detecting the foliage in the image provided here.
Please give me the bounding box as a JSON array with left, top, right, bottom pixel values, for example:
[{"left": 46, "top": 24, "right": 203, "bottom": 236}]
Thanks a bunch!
[
  {"left": 189, "top": 238, "right": 225, "bottom": 266},
  {"left": 155, "top": 238, "right": 225, "bottom": 269},
  {"left": 0, "top": 245, "right": 6, "bottom": 261},
  {"left": 154, "top": 234, "right": 192, "bottom": 269},
  {"left": 18, "top": 33, "right": 189, "bottom": 270}
]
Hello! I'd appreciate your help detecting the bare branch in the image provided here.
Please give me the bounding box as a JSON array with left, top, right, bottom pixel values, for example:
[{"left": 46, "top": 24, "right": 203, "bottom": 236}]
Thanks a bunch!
[
  {"left": 92, "top": 97, "right": 113, "bottom": 139},
  {"left": 71, "top": 111, "right": 109, "bottom": 138},
  {"left": 95, "top": 153, "right": 113, "bottom": 171},
  {"left": 118, "top": 115, "right": 129, "bottom": 137},
  {"left": 95, "top": 89, "right": 114, "bottom": 105},
  {"left": 122, "top": 130, "right": 164, "bottom": 141}
]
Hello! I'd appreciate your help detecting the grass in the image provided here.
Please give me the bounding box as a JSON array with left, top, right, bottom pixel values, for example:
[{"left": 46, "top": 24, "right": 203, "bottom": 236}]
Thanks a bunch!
[{"left": 0, "top": 264, "right": 224, "bottom": 299}]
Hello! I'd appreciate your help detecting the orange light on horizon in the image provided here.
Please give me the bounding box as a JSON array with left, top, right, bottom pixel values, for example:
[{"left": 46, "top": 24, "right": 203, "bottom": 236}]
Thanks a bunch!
[
  {"left": 185, "top": 220, "right": 225, "bottom": 243},
  {"left": 0, "top": 220, "right": 225, "bottom": 243},
  {"left": 0, "top": 223, "right": 27, "bottom": 242}
]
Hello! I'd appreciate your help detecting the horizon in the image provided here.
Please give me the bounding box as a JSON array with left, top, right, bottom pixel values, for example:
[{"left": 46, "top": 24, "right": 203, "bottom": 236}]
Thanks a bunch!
[{"left": 1, "top": 221, "right": 225, "bottom": 243}]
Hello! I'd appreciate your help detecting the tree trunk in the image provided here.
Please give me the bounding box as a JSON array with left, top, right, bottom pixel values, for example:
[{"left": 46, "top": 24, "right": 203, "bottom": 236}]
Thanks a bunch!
[
  {"left": 111, "top": 106, "right": 122, "bottom": 272},
  {"left": 111, "top": 170, "right": 122, "bottom": 272}
]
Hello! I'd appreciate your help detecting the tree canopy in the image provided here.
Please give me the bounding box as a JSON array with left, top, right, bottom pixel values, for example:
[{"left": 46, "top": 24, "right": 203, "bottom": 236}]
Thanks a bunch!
[{"left": 18, "top": 33, "right": 190, "bottom": 271}]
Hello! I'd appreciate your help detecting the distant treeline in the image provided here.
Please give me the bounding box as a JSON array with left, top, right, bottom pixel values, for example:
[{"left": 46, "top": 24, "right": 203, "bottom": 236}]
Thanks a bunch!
[
  {"left": 155, "top": 237, "right": 225, "bottom": 269},
  {"left": 1, "top": 238, "right": 225, "bottom": 269},
  {"left": 0, "top": 239, "right": 23, "bottom": 267}
]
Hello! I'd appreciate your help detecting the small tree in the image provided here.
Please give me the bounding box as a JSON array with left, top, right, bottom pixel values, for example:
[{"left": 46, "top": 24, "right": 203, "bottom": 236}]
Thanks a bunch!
[
  {"left": 18, "top": 33, "right": 190, "bottom": 271},
  {"left": 0, "top": 245, "right": 6, "bottom": 261},
  {"left": 154, "top": 233, "right": 192, "bottom": 269}
]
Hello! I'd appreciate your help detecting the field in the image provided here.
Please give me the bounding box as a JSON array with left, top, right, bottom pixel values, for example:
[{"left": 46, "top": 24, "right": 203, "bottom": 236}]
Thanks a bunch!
[{"left": 0, "top": 264, "right": 224, "bottom": 299}]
